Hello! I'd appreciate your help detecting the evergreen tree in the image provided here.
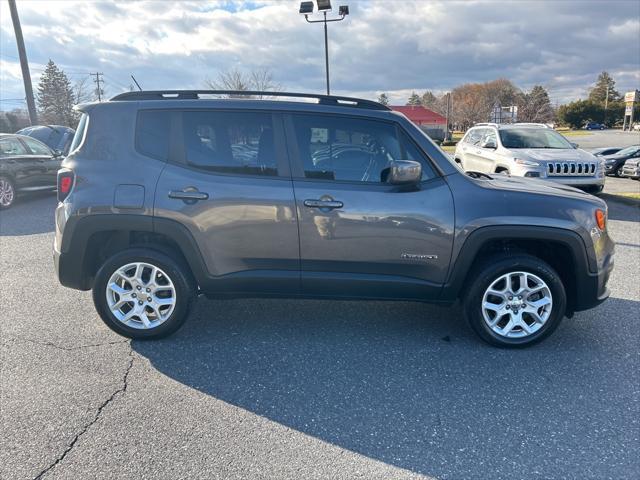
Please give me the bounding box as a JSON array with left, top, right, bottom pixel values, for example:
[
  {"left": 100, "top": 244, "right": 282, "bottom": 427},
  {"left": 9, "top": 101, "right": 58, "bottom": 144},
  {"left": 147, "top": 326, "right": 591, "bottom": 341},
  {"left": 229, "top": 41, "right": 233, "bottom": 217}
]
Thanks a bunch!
[
  {"left": 421, "top": 91, "right": 438, "bottom": 108},
  {"left": 518, "top": 85, "right": 554, "bottom": 123},
  {"left": 36, "top": 60, "right": 75, "bottom": 126},
  {"left": 588, "top": 71, "right": 620, "bottom": 105},
  {"left": 406, "top": 91, "right": 421, "bottom": 106},
  {"left": 377, "top": 92, "right": 389, "bottom": 105}
]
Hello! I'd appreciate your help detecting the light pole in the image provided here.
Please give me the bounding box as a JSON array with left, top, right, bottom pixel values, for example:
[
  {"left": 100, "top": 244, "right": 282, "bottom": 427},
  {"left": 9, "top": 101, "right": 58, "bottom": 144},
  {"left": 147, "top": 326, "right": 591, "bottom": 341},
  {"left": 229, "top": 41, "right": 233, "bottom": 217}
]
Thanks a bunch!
[{"left": 299, "top": 1, "right": 349, "bottom": 95}]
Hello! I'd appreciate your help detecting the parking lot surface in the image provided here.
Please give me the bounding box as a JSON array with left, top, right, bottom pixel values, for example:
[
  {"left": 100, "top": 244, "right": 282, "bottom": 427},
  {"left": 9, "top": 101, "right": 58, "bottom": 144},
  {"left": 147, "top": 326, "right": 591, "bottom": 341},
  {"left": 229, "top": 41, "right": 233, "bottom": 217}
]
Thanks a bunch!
[
  {"left": 1, "top": 191, "right": 639, "bottom": 480},
  {"left": 574, "top": 129, "right": 639, "bottom": 150}
]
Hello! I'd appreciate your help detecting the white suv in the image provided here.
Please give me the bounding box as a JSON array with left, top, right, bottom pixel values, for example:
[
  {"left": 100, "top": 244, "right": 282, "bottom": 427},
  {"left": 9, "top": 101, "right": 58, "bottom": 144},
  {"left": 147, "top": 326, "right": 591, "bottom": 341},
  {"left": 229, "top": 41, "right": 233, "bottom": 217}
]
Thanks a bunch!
[{"left": 454, "top": 123, "right": 605, "bottom": 192}]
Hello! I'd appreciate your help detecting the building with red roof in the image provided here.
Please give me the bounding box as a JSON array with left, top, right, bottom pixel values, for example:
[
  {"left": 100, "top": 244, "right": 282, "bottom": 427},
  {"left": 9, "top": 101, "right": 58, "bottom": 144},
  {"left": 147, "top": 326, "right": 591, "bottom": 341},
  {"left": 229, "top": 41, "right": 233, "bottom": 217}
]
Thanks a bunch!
[{"left": 390, "top": 105, "right": 447, "bottom": 141}]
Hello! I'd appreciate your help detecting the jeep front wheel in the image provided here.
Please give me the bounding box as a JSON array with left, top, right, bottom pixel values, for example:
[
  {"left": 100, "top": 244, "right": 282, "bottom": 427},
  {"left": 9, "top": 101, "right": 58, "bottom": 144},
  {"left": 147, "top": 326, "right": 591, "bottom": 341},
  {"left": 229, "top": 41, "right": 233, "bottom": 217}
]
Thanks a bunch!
[
  {"left": 93, "top": 248, "right": 195, "bottom": 339},
  {"left": 464, "top": 255, "right": 566, "bottom": 347}
]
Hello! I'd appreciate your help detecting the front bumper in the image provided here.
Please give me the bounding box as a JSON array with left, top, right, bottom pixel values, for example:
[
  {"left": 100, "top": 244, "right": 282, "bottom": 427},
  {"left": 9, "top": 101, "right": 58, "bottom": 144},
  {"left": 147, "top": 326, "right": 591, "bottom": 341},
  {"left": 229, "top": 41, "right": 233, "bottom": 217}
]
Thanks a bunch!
[
  {"left": 540, "top": 175, "right": 606, "bottom": 187},
  {"left": 621, "top": 166, "right": 640, "bottom": 178}
]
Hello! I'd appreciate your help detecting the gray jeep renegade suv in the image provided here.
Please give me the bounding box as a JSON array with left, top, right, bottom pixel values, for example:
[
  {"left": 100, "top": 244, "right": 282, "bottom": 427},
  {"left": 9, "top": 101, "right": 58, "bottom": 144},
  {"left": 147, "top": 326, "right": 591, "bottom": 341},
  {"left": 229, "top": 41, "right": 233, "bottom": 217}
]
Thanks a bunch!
[{"left": 54, "top": 90, "right": 614, "bottom": 347}]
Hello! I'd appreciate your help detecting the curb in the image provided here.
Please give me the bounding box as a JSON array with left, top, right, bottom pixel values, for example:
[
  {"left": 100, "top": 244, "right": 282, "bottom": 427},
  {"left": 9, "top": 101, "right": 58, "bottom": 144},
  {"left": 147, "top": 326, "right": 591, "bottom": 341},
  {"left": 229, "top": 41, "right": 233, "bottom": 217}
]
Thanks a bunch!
[{"left": 600, "top": 193, "right": 640, "bottom": 208}]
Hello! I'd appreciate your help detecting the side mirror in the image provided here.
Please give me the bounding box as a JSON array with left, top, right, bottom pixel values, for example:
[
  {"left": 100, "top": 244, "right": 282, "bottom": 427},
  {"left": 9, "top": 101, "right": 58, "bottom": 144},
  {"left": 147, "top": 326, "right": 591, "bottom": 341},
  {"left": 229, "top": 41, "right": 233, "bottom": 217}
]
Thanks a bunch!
[
  {"left": 571, "top": 142, "right": 579, "bottom": 148},
  {"left": 481, "top": 139, "right": 497, "bottom": 149},
  {"left": 384, "top": 160, "right": 422, "bottom": 185},
  {"left": 53, "top": 149, "right": 63, "bottom": 157}
]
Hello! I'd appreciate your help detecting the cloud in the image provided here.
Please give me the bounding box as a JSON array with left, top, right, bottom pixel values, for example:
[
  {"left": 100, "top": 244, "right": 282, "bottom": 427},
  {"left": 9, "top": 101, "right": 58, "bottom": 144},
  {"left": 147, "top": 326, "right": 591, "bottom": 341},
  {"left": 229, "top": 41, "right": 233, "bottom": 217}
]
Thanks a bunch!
[{"left": 1, "top": 0, "right": 638, "bottom": 109}]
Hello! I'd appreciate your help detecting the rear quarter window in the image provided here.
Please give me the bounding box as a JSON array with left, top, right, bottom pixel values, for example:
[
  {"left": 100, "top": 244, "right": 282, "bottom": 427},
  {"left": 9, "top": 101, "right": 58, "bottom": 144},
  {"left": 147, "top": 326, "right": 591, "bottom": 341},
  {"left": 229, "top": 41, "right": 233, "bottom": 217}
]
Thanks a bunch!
[
  {"left": 136, "top": 110, "right": 172, "bottom": 161},
  {"left": 69, "top": 113, "right": 89, "bottom": 154}
]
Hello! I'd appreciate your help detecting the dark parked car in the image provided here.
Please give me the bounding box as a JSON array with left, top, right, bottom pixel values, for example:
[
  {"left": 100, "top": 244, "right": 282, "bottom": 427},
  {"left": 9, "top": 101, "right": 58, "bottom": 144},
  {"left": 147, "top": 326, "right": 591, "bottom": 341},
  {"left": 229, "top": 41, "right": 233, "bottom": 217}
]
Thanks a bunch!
[
  {"left": 16, "top": 125, "right": 75, "bottom": 156},
  {"left": 603, "top": 145, "right": 640, "bottom": 177},
  {"left": 584, "top": 122, "right": 605, "bottom": 130},
  {"left": 0, "top": 133, "right": 62, "bottom": 209},
  {"left": 591, "top": 147, "right": 622, "bottom": 157},
  {"left": 54, "top": 90, "right": 614, "bottom": 348}
]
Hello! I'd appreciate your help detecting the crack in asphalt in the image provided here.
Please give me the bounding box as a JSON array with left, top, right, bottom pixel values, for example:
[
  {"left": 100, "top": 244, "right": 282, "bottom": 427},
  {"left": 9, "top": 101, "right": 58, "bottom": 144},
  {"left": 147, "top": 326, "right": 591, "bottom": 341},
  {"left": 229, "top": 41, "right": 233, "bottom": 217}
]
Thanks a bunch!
[
  {"left": 1, "top": 337, "right": 129, "bottom": 351},
  {"left": 32, "top": 347, "right": 135, "bottom": 480}
]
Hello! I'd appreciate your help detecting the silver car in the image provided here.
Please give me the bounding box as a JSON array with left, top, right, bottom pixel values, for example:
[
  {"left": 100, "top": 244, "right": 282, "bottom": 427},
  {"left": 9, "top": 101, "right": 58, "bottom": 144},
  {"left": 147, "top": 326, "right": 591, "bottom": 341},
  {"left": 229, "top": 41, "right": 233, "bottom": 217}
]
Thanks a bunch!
[{"left": 454, "top": 123, "right": 605, "bottom": 192}]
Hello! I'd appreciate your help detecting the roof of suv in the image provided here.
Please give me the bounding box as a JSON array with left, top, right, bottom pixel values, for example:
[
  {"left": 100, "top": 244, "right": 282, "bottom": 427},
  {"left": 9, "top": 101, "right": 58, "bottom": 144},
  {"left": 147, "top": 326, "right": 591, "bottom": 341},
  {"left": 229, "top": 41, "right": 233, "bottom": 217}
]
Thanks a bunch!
[
  {"left": 110, "top": 90, "right": 390, "bottom": 111},
  {"left": 472, "top": 123, "right": 551, "bottom": 129}
]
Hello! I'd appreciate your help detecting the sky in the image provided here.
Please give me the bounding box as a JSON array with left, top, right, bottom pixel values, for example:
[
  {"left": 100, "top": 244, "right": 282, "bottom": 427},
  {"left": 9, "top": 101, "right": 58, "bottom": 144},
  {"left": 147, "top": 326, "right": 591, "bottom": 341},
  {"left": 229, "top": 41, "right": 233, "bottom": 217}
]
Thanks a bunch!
[{"left": 1, "top": 0, "right": 639, "bottom": 111}]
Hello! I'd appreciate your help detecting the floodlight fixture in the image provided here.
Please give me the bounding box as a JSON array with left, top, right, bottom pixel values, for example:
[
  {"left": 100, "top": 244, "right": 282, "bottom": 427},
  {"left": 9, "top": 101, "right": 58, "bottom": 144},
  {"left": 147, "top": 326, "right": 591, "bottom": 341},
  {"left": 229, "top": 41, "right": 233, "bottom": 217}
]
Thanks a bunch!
[
  {"left": 316, "top": 0, "right": 332, "bottom": 11},
  {"left": 299, "top": 1, "right": 314, "bottom": 14},
  {"left": 338, "top": 5, "right": 349, "bottom": 16}
]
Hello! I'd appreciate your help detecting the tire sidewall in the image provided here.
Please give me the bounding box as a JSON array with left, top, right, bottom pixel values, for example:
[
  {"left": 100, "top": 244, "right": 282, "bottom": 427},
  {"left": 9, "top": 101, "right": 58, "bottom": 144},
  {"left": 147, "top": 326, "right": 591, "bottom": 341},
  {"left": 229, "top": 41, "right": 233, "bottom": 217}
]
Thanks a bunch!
[
  {"left": 464, "top": 255, "right": 566, "bottom": 348},
  {"left": 93, "top": 248, "right": 194, "bottom": 339},
  {"left": 0, "top": 176, "right": 16, "bottom": 209}
]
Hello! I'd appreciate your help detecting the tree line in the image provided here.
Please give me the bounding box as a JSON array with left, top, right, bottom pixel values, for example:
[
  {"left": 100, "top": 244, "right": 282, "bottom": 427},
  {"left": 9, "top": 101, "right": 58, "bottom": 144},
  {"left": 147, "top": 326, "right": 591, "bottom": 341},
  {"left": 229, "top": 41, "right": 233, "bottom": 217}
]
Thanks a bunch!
[
  {"left": 1, "top": 62, "right": 637, "bottom": 133},
  {"left": 377, "top": 71, "right": 636, "bottom": 130}
]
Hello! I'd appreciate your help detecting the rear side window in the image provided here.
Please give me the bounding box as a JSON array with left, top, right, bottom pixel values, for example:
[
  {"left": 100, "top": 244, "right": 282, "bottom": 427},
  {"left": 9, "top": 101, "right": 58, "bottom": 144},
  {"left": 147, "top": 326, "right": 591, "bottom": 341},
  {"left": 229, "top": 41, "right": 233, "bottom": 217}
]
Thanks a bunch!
[
  {"left": 464, "top": 128, "right": 485, "bottom": 145},
  {"left": 0, "top": 137, "right": 28, "bottom": 156},
  {"left": 291, "top": 114, "right": 435, "bottom": 183},
  {"left": 181, "top": 111, "right": 277, "bottom": 176},
  {"left": 137, "top": 110, "right": 171, "bottom": 161},
  {"left": 69, "top": 113, "right": 88, "bottom": 154}
]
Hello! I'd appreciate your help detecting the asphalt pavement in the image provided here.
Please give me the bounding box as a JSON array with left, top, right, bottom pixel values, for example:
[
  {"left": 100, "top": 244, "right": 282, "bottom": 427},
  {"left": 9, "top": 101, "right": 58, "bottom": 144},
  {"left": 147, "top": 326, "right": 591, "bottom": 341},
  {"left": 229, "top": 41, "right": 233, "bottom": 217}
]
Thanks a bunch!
[
  {"left": 573, "top": 129, "right": 639, "bottom": 150},
  {"left": 1, "top": 191, "right": 639, "bottom": 480}
]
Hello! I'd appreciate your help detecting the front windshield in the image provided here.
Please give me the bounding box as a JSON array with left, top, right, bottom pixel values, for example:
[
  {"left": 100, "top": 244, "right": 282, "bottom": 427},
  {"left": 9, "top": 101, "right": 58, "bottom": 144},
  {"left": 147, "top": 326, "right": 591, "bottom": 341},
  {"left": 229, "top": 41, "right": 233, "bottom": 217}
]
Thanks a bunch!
[
  {"left": 616, "top": 145, "right": 640, "bottom": 156},
  {"left": 499, "top": 128, "right": 574, "bottom": 149}
]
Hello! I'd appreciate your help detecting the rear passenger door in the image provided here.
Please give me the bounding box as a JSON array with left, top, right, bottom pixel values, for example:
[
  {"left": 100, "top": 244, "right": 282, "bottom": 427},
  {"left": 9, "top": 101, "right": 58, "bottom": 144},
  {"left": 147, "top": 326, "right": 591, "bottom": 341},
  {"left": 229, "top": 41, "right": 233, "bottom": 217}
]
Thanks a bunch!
[
  {"left": 21, "top": 136, "right": 59, "bottom": 187},
  {"left": 153, "top": 109, "right": 300, "bottom": 295},
  {"left": 285, "top": 113, "right": 454, "bottom": 300}
]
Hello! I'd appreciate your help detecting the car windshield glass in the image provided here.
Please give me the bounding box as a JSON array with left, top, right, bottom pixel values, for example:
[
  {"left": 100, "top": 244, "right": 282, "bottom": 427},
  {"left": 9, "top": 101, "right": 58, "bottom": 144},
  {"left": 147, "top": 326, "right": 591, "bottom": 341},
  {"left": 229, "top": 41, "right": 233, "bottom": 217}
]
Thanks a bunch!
[
  {"left": 616, "top": 145, "right": 640, "bottom": 156},
  {"left": 499, "top": 128, "right": 573, "bottom": 149}
]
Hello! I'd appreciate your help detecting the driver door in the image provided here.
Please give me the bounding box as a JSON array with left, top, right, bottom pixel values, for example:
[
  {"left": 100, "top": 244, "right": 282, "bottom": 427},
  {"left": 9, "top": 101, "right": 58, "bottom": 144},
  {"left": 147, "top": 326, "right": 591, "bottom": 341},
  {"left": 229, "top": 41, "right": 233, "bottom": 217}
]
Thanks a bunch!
[{"left": 285, "top": 113, "right": 454, "bottom": 300}]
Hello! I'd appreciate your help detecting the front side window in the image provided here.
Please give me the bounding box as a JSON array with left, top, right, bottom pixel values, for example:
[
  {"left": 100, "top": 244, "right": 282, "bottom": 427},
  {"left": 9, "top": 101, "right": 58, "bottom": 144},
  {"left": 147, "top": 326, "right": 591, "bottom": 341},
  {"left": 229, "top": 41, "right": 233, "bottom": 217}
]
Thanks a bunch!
[
  {"left": 499, "top": 128, "right": 574, "bottom": 149},
  {"left": 481, "top": 129, "right": 498, "bottom": 147},
  {"left": 292, "top": 114, "right": 434, "bottom": 183},
  {"left": 0, "top": 137, "right": 28, "bottom": 156},
  {"left": 182, "top": 111, "right": 277, "bottom": 176},
  {"left": 22, "top": 137, "right": 52, "bottom": 156}
]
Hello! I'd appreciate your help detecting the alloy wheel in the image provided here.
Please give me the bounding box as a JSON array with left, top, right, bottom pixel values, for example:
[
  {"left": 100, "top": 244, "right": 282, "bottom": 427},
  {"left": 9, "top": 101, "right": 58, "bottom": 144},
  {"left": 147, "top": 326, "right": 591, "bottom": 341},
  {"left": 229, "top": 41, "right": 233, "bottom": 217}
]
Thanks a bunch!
[
  {"left": 481, "top": 271, "right": 553, "bottom": 339},
  {"left": 105, "top": 262, "right": 177, "bottom": 330},
  {"left": 0, "top": 179, "right": 15, "bottom": 207}
]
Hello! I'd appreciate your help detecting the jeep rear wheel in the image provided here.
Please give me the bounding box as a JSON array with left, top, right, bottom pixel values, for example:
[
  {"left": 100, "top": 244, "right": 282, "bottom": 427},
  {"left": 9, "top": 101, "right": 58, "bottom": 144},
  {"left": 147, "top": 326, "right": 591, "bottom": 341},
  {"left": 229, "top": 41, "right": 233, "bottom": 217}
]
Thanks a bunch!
[
  {"left": 93, "top": 248, "right": 195, "bottom": 339},
  {"left": 464, "top": 254, "right": 566, "bottom": 347}
]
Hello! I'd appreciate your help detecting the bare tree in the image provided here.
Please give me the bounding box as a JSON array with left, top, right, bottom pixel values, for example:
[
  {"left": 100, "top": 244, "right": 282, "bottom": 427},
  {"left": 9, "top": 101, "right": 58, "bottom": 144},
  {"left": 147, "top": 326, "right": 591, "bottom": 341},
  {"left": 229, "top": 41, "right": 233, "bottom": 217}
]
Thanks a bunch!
[
  {"left": 74, "top": 76, "right": 93, "bottom": 104},
  {"left": 204, "top": 67, "right": 281, "bottom": 98}
]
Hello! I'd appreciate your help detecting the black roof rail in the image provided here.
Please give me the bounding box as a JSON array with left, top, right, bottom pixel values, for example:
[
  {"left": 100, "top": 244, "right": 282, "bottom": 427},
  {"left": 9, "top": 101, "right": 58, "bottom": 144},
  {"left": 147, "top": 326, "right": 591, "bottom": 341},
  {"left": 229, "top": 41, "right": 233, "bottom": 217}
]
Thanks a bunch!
[{"left": 109, "top": 90, "right": 391, "bottom": 111}]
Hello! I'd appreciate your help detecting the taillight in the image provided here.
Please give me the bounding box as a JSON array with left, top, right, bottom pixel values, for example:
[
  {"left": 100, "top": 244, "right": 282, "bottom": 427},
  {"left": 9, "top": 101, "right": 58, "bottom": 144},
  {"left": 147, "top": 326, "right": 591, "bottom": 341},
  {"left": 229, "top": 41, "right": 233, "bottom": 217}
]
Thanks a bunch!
[
  {"left": 595, "top": 209, "right": 606, "bottom": 231},
  {"left": 57, "top": 170, "right": 75, "bottom": 202}
]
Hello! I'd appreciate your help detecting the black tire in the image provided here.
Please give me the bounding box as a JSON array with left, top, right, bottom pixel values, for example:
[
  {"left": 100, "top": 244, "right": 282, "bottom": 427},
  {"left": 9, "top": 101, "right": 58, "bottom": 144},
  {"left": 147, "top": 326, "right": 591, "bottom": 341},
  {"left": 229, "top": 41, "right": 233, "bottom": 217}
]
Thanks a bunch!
[
  {"left": 463, "top": 254, "right": 566, "bottom": 348},
  {"left": 0, "top": 176, "right": 16, "bottom": 209},
  {"left": 615, "top": 166, "right": 623, "bottom": 177},
  {"left": 92, "top": 248, "right": 196, "bottom": 339}
]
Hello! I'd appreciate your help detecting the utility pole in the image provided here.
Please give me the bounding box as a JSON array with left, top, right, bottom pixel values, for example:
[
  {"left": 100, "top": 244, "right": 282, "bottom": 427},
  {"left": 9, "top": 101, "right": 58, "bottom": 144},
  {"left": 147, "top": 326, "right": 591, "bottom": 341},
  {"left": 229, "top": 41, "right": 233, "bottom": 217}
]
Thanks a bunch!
[
  {"left": 90, "top": 72, "right": 104, "bottom": 101},
  {"left": 603, "top": 87, "right": 609, "bottom": 126},
  {"left": 8, "top": 0, "right": 37, "bottom": 125},
  {"left": 445, "top": 92, "right": 451, "bottom": 142}
]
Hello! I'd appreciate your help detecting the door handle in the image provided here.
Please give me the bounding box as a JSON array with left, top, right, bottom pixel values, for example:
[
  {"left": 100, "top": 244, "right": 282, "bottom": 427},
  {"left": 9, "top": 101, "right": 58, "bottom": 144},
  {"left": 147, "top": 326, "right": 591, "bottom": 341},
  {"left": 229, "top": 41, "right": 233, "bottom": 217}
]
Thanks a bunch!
[
  {"left": 304, "top": 199, "right": 343, "bottom": 209},
  {"left": 168, "top": 190, "right": 209, "bottom": 201}
]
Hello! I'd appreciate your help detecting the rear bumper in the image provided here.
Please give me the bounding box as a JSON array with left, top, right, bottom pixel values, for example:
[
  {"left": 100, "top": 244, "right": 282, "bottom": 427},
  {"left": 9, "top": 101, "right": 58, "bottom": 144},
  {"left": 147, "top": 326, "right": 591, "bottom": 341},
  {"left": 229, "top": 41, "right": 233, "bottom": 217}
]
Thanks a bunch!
[{"left": 54, "top": 241, "right": 92, "bottom": 291}]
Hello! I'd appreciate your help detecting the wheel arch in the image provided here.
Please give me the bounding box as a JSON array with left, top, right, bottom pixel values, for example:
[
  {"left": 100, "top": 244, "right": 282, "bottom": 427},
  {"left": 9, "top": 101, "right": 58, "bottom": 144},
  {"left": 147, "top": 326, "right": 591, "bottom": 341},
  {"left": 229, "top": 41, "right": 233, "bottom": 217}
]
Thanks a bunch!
[
  {"left": 441, "top": 226, "right": 597, "bottom": 314},
  {"left": 58, "top": 214, "right": 208, "bottom": 290}
]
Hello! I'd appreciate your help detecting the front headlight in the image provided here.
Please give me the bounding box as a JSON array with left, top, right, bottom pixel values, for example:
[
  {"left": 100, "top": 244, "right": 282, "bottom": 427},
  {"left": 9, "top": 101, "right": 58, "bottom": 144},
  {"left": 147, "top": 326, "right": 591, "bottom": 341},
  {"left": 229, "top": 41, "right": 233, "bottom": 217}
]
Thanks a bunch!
[{"left": 514, "top": 158, "right": 540, "bottom": 167}]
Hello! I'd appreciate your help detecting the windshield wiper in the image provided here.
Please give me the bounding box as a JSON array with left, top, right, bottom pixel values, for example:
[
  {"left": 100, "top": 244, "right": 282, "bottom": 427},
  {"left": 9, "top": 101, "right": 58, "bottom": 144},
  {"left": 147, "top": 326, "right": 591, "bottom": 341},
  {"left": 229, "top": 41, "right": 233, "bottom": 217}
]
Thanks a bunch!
[{"left": 466, "top": 171, "right": 494, "bottom": 179}]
